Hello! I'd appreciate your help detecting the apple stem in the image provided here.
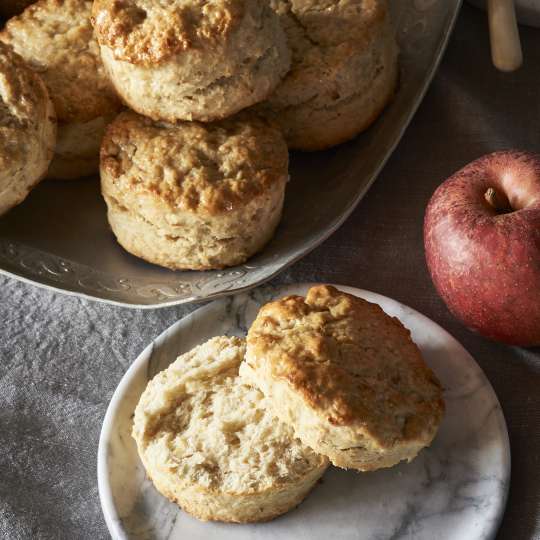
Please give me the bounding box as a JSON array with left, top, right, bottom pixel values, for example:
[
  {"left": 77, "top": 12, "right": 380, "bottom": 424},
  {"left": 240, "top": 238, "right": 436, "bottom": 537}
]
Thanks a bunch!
[{"left": 484, "top": 187, "right": 512, "bottom": 213}]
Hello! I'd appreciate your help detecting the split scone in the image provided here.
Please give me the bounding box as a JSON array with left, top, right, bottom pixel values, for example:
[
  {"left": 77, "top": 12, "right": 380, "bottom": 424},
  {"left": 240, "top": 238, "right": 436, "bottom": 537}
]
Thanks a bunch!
[
  {"left": 0, "top": 42, "right": 56, "bottom": 216},
  {"left": 241, "top": 285, "right": 444, "bottom": 471},
  {"left": 133, "top": 336, "right": 328, "bottom": 523},
  {"left": 100, "top": 111, "right": 288, "bottom": 270},
  {"left": 257, "top": 0, "right": 398, "bottom": 150},
  {"left": 92, "top": 0, "right": 290, "bottom": 122},
  {"left": 0, "top": 0, "right": 36, "bottom": 18},
  {"left": 0, "top": 0, "right": 122, "bottom": 179}
]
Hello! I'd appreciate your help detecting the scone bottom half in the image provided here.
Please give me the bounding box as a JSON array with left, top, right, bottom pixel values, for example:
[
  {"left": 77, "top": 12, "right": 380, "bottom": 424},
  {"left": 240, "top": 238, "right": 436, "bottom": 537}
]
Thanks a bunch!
[
  {"left": 99, "top": 111, "right": 289, "bottom": 271},
  {"left": 241, "top": 285, "right": 445, "bottom": 472},
  {"left": 132, "top": 336, "right": 328, "bottom": 524}
]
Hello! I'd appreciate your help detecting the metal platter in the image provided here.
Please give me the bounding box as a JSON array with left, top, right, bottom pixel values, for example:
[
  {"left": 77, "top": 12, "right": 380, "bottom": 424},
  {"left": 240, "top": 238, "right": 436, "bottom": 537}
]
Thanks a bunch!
[{"left": 0, "top": 1, "right": 462, "bottom": 308}]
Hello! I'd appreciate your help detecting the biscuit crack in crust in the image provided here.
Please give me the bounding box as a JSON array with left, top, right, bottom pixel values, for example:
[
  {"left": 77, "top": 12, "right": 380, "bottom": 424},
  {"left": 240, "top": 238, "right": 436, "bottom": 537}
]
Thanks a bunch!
[
  {"left": 181, "top": 44, "right": 278, "bottom": 102},
  {"left": 92, "top": 0, "right": 245, "bottom": 65},
  {"left": 241, "top": 285, "right": 445, "bottom": 471}
]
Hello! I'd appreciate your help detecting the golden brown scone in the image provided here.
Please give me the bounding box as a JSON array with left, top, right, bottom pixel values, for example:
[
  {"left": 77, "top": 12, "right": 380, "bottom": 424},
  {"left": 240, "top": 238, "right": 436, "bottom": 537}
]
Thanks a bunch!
[
  {"left": 0, "top": 0, "right": 36, "bottom": 18},
  {"left": 100, "top": 111, "right": 289, "bottom": 270},
  {"left": 133, "top": 336, "right": 328, "bottom": 523},
  {"left": 241, "top": 285, "right": 445, "bottom": 471},
  {"left": 92, "top": 0, "right": 290, "bottom": 122},
  {"left": 0, "top": 42, "right": 56, "bottom": 216},
  {"left": 0, "top": 0, "right": 122, "bottom": 179},
  {"left": 256, "top": 0, "right": 398, "bottom": 150}
]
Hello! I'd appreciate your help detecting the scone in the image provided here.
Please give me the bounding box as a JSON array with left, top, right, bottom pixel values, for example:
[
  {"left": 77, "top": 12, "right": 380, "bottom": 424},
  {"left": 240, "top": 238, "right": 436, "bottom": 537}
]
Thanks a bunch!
[
  {"left": 0, "top": 0, "right": 35, "bottom": 18},
  {"left": 241, "top": 285, "right": 444, "bottom": 471},
  {"left": 133, "top": 336, "right": 328, "bottom": 523},
  {"left": 257, "top": 0, "right": 398, "bottom": 150},
  {"left": 0, "top": 42, "right": 56, "bottom": 216},
  {"left": 0, "top": 0, "right": 122, "bottom": 179},
  {"left": 100, "top": 111, "right": 288, "bottom": 270},
  {"left": 92, "top": 0, "right": 290, "bottom": 122}
]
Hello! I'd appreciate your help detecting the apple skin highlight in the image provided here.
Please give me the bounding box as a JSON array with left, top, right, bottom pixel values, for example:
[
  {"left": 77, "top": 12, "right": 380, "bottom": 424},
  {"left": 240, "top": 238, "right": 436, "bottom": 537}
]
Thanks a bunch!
[{"left": 424, "top": 150, "right": 540, "bottom": 346}]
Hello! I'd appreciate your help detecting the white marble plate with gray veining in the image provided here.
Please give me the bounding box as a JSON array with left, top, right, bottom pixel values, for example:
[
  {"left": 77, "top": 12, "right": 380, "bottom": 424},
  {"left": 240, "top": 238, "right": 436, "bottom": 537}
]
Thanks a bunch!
[
  {"left": 0, "top": 0, "right": 462, "bottom": 308},
  {"left": 98, "top": 284, "right": 510, "bottom": 540}
]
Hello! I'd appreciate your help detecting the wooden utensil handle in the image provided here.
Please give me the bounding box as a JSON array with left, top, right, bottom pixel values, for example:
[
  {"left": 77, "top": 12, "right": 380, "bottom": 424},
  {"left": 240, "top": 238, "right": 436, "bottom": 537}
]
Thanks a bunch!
[{"left": 487, "top": 0, "right": 523, "bottom": 71}]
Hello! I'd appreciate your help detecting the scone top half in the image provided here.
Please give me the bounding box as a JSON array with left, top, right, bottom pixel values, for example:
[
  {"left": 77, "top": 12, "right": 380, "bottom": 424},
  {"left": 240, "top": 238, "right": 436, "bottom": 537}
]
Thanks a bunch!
[
  {"left": 241, "top": 285, "right": 444, "bottom": 471},
  {"left": 132, "top": 336, "right": 327, "bottom": 523},
  {"left": 92, "top": 0, "right": 291, "bottom": 122},
  {"left": 100, "top": 111, "right": 289, "bottom": 270}
]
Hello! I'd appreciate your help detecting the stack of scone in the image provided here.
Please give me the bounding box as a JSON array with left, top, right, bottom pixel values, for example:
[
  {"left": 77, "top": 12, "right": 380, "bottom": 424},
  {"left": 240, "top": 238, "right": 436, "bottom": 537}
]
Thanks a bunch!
[
  {"left": 92, "top": 0, "right": 293, "bottom": 270},
  {"left": 133, "top": 285, "right": 445, "bottom": 523},
  {"left": 0, "top": 0, "right": 398, "bottom": 271}
]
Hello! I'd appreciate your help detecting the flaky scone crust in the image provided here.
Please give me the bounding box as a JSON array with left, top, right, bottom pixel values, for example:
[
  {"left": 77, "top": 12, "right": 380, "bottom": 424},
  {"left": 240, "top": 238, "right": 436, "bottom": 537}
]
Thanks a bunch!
[
  {"left": 100, "top": 111, "right": 288, "bottom": 269},
  {"left": 92, "top": 0, "right": 246, "bottom": 65},
  {"left": 242, "top": 285, "right": 444, "bottom": 471},
  {"left": 101, "top": 111, "right": 288, "bottom": 216},
  {"left": 1, "top": 0, "right": 120, "bottom": 123}
]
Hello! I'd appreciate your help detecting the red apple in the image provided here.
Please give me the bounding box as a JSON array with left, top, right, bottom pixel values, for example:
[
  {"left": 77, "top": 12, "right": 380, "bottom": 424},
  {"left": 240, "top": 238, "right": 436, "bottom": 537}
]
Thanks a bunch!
[{"left": 424, "top": 150, "right": 540, "bottom": 346}]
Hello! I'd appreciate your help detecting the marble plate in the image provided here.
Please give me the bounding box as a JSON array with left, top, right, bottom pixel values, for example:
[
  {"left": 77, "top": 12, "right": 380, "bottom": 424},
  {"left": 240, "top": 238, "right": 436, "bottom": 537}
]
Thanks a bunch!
[
  {"left": 98, "top": 284, "right": 510, "bottom": 540},
  {"left": 0, "top": 0, "right": 462, "bottom": 308}
]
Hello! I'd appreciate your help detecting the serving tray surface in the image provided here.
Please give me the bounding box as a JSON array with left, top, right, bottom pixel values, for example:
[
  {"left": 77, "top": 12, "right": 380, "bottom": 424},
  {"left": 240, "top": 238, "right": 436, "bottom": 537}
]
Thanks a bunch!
[{"left": 0, "top": 0, "right": 462, "bottom": 307}]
